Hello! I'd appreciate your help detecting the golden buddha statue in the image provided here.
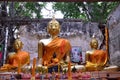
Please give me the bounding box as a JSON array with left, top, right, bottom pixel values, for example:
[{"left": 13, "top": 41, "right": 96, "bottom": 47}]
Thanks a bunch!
[
  {"left": 38, "top": 16, "right": 71, "bottom": 72},
  {"left": 85, "top": 37, "right": 108, "bottom": 71},
  {"left": 0, "top": 38, "right": 30, "bottom": 71}
]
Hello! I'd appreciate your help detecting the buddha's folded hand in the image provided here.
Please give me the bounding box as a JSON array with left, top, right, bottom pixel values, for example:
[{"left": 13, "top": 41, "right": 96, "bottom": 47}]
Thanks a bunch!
[
  {"left": 52, "top": 58, "right": 59, "bottom": 63},
  {"left": 0, "top": 64, "right": 16, "bottom": 71}
]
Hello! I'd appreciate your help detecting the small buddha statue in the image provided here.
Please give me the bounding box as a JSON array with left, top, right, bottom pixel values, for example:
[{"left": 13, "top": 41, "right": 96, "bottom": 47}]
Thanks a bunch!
[
  {"left": 85, "top": 37, "right": 108, "bottom": 71},
  {"left": 0, "top": 38, "right": 30, "bottom": 71},
  {"left": 38, "top": 16, "right": 71, "bottom": 73}
]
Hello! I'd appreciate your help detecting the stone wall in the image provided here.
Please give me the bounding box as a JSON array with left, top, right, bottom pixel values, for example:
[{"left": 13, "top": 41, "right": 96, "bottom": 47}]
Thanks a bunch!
[{"left": 107, "top": 4, "right": 120, "bottom": 66}]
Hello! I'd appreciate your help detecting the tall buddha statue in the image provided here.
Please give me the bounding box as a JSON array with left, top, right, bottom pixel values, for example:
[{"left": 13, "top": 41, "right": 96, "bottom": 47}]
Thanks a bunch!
[
  {"left": 38, "top": 16, "right": 71, "bottom": 72},
  {"left": 0, "top": 38, "right": 30, "bottom": 71},
  {"left": 85, "top": 37, "right": 108, "bottom": 71}
]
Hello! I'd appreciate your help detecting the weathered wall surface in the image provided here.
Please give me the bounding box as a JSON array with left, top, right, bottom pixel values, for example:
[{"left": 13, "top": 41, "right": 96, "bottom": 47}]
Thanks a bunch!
[
  {"left": 107, "top": 4, "right": 120, "bottom": 66},
  {"left": 19, "top": 21, "right": 103, "bottom": 62}
]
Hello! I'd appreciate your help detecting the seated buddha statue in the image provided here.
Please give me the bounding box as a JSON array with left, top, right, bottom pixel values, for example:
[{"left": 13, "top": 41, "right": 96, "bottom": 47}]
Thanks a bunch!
[
  {"left": 38, "top": 16, "right": 71, "bottom": 73},
  {"left": 0, "top": 38, "right": 30, "bottom": 71},
  {"left": 85, "top": 37, "right": 108, "bottom": 71}
]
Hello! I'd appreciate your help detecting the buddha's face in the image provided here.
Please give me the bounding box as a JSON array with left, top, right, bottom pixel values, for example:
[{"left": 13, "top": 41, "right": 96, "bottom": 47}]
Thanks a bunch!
[
  {"left": 14, "top": 39, "right": 23, "bottom": 50},
  {"left": 47, "top": 20, "right": 60, "bottom": 36},
  {"left": 90, "top": 38, "right": 98, "bottom": 49}
]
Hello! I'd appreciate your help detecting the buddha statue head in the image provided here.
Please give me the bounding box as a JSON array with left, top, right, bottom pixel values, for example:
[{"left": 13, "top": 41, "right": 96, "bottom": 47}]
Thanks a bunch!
[
  {"left": 90, "top": 37, "right": 98, "bottom": 50},
  {"left": 47, "top": 16, "right": 61, "bottom": 36},
  {"left": 13, "top": 39, "right": 23, "bottom": 51}
]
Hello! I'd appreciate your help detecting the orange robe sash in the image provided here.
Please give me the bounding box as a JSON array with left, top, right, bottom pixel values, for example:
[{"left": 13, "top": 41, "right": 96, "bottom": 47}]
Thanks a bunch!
[
  {"left": 86, "top": 50, "right": 108, "bottom": 71},
  {"left": 42, "top": 37, "right": 71, "bottom": 65},
  {"left": 9, "top": 51, "right": 30, "bottom": 67}
]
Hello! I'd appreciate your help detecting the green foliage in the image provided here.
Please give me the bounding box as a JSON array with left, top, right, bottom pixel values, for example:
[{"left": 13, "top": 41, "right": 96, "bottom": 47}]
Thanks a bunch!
[
  {"left": 14, "top": 2, "right": 45, "bottom": 18},
  {"left": 53, "top": 2, "right": 120, "bottom": 23},
  {"left": 1, "top": 2, "right": 119, "bottom": 22}
]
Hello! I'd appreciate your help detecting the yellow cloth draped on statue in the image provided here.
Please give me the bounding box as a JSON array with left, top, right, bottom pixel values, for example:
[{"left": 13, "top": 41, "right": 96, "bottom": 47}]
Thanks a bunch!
[
  {"left": 0, "top": 39, "right": 30, "bottom": 71},
  {"left": 42, "top": 37, "right": 71, "bottom": 66},
  {"left": 85, "top": 50, "right": 108, "bottom": 71},
  {"left": 0, "top": 51, "right": 30, "bottom": 71},
  {"left": 8, "top": 51, "right": 30, "bottom": 67}
]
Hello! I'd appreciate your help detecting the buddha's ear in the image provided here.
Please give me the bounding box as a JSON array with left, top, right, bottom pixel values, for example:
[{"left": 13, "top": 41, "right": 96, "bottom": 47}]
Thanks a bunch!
[
  {"left": 58, "top": 26, "right": 61, "bottom": 33},
  {"left": 90, "top": 41, "right": 93, "bottom": 48},
  {"left": 21, "top": 42, "right": 24, "bottom": 47},
  {"left": 47, "top": 26, "right": 49, "bottom": 33}
]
